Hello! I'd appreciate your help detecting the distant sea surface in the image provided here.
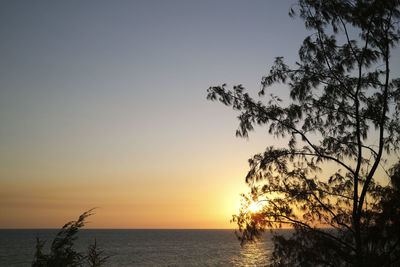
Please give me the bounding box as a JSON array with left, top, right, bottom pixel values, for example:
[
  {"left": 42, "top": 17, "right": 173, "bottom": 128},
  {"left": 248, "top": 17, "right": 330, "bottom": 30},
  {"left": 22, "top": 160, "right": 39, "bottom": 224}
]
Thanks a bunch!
[{"left": 0, "top": 229, "right": 285, "bottom": 266}]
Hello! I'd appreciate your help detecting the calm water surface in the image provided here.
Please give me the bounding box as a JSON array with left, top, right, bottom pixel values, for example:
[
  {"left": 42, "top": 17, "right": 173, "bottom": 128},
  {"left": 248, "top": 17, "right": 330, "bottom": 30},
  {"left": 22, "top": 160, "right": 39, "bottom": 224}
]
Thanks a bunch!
[{"left": 0, "top": 229, "right": 279, "bottom": 266}]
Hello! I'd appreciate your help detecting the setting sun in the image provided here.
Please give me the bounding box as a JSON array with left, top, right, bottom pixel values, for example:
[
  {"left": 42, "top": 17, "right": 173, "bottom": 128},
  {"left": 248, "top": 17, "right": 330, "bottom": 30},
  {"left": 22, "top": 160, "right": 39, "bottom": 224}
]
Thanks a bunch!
[{"left": 248, "top": 201, "right": 262, "bottom": 213}]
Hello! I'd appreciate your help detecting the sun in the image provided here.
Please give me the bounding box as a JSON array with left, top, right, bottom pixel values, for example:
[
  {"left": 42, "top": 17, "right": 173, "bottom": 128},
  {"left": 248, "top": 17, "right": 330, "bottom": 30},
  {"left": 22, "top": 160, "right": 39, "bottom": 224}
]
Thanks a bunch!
[{"left": 248, "top": 201, "right": 262, "bottom": 213}]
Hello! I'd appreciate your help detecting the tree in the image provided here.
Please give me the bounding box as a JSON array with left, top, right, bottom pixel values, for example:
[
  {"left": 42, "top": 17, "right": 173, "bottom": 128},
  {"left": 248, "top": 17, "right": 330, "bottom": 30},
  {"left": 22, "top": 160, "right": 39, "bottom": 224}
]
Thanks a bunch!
[
  {"left": 207, "top": 0, "right": 400, "bottom": 266},
  {"left": 86, "top": 239, "right": 109, "bottom": 267},
  {"left": 32, "top": 209, "right": 109, "bottom": 267}
]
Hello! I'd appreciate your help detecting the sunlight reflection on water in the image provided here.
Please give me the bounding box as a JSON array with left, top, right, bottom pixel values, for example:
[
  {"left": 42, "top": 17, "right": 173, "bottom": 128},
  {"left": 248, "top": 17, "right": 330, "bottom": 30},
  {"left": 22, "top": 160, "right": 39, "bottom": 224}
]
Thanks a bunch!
[{"left": 231, "top": 239, "right": 273, "bottom": 266}]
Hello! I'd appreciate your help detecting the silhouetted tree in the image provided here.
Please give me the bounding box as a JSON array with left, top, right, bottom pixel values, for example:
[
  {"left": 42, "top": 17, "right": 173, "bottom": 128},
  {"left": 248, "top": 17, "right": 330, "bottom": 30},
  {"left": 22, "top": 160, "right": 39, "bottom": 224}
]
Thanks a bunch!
[
  {"left": 32, "top": 209, "right": 109, "bottom": 267},
  {"left": 86, "top": 239, "right": 109, "bottom": 267},
  {"left": 207, "top": 0, "right": 400, "bottom": 266}
]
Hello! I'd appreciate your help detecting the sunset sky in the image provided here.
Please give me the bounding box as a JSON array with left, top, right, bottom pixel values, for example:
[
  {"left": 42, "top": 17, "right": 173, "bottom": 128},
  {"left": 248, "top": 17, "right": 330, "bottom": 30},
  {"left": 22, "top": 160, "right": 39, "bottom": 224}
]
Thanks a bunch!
[{"left": 1, "top": 1, "right": 398, "bottom": 229}]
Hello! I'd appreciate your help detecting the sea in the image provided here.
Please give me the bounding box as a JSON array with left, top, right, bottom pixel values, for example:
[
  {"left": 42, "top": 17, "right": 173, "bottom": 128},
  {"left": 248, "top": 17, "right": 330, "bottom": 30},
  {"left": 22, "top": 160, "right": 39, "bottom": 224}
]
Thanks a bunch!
[{"left": 0, "top": 229, "right": 283, "bottom": 266}]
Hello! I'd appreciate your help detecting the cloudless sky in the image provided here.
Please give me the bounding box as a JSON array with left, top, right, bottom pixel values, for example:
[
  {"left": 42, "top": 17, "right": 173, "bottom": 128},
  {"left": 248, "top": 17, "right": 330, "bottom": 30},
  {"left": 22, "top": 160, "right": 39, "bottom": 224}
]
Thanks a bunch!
[{"left": 1, "top": 0, "right": 396, "bottom": 228}]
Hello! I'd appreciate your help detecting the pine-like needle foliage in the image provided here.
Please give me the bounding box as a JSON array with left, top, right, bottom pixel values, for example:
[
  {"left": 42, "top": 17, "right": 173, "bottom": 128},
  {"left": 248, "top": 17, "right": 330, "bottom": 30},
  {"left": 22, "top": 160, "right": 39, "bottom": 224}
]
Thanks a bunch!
[
  {"left": 207, "top": 0, "right": 400, "bottom": 266},
  {"left": 32, "top": 209, "right": 109, "bottom": 267}
]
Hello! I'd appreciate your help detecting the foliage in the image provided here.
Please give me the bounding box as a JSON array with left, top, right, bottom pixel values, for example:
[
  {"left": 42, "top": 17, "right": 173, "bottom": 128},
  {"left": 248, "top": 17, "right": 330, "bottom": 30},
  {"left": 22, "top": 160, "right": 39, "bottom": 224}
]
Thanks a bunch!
[
  {"left": 32, "top": 209, "right": 109, "bottom": 267},
  {"left": 86, "top": 239, "right": 109, "bottom": 267},
  {"left": 207, "top": 0, "right": 400, "bottom": 266}
]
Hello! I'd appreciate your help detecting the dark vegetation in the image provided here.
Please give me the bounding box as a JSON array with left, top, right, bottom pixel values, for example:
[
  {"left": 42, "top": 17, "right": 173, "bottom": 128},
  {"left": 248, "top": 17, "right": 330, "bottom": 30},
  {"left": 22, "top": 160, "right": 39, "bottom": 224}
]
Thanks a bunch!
[
  {"left": 207, "top": 0, "right": 400, "bottom": 266},
  {"left": 32, "top": 209, "right": 109, "bottom": 267}
]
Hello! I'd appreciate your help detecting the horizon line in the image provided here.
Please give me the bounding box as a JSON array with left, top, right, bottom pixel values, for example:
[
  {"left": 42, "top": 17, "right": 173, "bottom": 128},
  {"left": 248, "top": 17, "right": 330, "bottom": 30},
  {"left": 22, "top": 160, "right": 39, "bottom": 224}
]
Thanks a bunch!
[{"left": 0, "top": 228, "right": 291, "bottom": 230}]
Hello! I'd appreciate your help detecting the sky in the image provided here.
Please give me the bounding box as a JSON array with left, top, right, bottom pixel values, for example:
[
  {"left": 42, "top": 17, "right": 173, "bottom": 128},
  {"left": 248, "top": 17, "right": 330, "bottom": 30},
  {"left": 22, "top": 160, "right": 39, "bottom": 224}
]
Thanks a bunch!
[{"left": 1, "top": 1, "right": 397, "bottom": 229}]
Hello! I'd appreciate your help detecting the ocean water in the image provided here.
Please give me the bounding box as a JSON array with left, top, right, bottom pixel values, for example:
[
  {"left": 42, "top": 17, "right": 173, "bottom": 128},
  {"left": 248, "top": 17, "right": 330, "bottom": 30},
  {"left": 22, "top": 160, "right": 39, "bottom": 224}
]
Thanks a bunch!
[{"left": 0, "top": 229, "right": 279, "bottom": 266}]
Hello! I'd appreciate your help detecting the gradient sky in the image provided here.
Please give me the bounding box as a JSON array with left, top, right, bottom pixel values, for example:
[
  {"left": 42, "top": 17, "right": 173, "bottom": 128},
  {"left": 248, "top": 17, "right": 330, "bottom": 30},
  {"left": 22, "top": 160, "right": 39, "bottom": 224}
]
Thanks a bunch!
[{"left": 1, "top": 1, "right": 398, "bottom": 229}]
